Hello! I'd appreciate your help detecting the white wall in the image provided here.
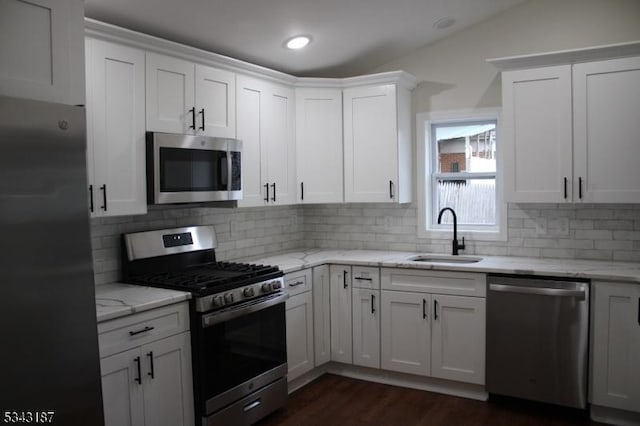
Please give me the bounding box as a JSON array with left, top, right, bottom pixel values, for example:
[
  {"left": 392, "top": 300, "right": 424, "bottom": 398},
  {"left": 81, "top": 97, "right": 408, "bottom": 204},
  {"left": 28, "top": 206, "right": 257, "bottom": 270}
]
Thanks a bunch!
[{"left": 373, "top": 0, "right": 640, "bottom": 113}]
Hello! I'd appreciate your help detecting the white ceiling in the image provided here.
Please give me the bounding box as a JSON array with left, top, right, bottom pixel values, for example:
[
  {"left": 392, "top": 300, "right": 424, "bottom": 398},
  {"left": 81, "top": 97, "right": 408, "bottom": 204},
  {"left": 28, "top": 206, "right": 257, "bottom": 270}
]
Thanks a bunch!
[{"left": 84, "top": 0, "right": 526, "bottom": 78}]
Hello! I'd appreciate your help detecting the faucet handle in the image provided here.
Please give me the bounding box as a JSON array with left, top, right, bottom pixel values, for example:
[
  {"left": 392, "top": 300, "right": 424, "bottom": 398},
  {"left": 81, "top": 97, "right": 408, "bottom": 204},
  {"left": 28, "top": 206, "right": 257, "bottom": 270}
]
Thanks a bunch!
[{"left": 460, "top": 236, "right": 465, "bottom": 250}]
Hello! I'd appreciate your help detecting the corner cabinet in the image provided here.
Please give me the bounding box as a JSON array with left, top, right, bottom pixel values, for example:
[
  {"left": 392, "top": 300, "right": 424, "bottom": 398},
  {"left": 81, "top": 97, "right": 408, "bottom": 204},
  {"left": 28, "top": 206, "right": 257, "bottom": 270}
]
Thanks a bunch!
[
  {"left": 351, "top": 267, "right": 381, "bottom": 369},
  {"left": 380, "top": 268, "right": 486, "bottom": 385},
  {"left": 85, "top": 38, "right": 147, "bottom": 217},
  {"left": 236, "top": 75, "right": 296, "bottom": 207},
  {"left": 295, "top": 88, "right": 344, "bottom": 203},
  {"left": 590, "top": 281, "right": 640, "bottom": 416},
  {"left": 0, "top": 0, "right": 85, "bottom": 105},
  {"left": 313, "top": 265, "right": 331, "bottom": 367},
  {"left": 146, "top": 53, "right": 236, "bottom": 138},
  {"left": 494, "top": 44, "right": 640, "bottom": 204},
  {"left": 343, "top": 79, "right": 413, "bottom": 203},
  {"left": 284, "top": 269, "right": 314, "bottom": 381},
  {"left": 98, "top": 303, "right": 194, "bottom": 426},
  {"left": 329, "top": 265, "right": 353, "bottom": 363}
]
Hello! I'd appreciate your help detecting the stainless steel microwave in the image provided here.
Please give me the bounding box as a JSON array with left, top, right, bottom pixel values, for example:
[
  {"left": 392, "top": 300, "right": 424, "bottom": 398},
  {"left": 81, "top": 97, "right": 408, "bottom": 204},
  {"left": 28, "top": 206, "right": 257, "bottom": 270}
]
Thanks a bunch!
[{"left": 146, "top": 132, "right": 242, "bottom": 204}]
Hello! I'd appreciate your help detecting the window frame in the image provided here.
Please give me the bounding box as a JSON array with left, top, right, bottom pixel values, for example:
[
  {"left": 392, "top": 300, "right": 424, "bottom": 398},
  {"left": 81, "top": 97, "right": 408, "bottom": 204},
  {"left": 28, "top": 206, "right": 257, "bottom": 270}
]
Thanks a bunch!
[{"left": 416, "top": 108, "right": 507, "bottom": 242}]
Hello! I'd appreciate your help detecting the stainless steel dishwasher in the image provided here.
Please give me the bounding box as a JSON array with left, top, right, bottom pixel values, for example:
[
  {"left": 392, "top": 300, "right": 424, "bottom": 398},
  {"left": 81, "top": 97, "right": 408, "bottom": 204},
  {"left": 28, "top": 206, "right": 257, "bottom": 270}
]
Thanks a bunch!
[{"left": 486, "top": 274, "right": 589, "bottom": 409}]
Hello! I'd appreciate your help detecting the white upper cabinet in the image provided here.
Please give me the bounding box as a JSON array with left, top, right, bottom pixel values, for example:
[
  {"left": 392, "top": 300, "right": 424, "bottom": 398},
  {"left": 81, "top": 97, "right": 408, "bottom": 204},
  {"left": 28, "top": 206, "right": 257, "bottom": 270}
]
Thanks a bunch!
[
  {"left": 295, "top": 88, "right": 343, "bottom": 203},
  {"left": 195, "top": 64, "right": 236, "bottom": 138},
  {"left": 146, "top": 53, "right": 235, "bottom": 138},
  {"left": 573, "top": 56, "right": 640, "bottom": 203},
  {"left": 85, "top": 38, "right": 147, "bottom": 217},
  {"left": 502, "top": 66, "right": 573, "bottom": 203},
  {"left": 236, "top": 75, "right": 296, "bottom": 207},
  {"left": 0, "top": 0, "right": 85, "bottom": 105},
  {"left": 493, "top": 43, "right": 640, "bottom": 204},
  {"left": 343, "top": 83, "right": 412, "bottom": 203}
]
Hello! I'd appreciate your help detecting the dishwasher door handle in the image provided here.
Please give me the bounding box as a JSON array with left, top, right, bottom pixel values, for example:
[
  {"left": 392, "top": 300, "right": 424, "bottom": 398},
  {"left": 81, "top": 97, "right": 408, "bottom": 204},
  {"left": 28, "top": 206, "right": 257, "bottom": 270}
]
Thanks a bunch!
[{"left": 489, "top": 283, "right": 586, "bottom": 300}]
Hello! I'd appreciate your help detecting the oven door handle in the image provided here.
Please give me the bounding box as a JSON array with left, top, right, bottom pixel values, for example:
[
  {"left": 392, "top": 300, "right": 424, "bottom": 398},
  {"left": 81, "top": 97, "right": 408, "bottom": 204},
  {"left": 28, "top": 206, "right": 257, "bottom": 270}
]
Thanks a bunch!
[{"left": 201, "top": 292, "right": 289, "bottom": 328}]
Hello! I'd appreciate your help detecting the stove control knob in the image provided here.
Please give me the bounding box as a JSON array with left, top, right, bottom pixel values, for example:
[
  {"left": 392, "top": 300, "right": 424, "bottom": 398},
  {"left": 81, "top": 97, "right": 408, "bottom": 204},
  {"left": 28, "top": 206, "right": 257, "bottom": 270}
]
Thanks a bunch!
[
  {"left": 243, "top": 287, "right": 255, "bottom": 298},
  {"left": 261, "top": 283, "right": 272, "bottom": 292},
  {"left": 271, "top": 281, "right": 282, "bottom": 290},
  {"left": 212, "top": 295, "right": 224, "bottom": 307},
  {"left": 224, "top": 292, "right": 234, "bottom": 304}
]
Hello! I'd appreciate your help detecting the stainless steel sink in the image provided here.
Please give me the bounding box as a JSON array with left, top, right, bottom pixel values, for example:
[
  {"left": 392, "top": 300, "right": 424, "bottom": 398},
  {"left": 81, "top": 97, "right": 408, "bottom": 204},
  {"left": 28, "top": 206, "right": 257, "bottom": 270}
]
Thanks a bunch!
[{"left": 407, "top": 254, "right": 482, "bottom": 264}]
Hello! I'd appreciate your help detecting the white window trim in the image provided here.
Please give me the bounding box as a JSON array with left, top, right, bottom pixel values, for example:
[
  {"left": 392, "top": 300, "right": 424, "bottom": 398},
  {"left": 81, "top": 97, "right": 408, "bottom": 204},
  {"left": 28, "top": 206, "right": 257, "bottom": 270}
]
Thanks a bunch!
[{"left": 416, "top": 108, "right": 507, "bottom": 242}]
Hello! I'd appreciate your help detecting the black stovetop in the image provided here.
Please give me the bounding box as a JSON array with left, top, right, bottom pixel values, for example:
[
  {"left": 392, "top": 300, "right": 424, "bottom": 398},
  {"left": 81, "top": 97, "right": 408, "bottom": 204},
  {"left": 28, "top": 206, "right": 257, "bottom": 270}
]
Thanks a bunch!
[{"left": 124, "top": 261, "right": 283, "bottom": 296}]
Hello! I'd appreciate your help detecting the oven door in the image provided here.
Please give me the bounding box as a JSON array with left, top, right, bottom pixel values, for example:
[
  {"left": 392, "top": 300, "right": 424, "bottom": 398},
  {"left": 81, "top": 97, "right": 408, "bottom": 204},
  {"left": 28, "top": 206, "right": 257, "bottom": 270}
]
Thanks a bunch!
[
  {"left": 194, "top": 292, "right": 288, "bottom": 416},
  {"left": 148, "top": 132, "right": 235, "bottom": 204}
]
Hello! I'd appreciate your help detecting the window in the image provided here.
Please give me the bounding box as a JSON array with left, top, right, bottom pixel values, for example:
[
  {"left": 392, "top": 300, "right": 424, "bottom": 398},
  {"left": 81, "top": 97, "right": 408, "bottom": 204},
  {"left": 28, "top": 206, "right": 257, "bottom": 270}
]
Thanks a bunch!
[{"left": 416, "top": 109, "right": 505, "bottom": 241}]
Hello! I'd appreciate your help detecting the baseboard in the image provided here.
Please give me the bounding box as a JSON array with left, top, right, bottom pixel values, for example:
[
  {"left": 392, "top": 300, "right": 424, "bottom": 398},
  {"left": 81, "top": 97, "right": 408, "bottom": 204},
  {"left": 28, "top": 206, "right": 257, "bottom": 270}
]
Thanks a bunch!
[
  {"left": 287, "top": 362, "right": 488, "bottom": 401},
  {"left": 591, "top": 404, "right": 640, "bottom": 426}
]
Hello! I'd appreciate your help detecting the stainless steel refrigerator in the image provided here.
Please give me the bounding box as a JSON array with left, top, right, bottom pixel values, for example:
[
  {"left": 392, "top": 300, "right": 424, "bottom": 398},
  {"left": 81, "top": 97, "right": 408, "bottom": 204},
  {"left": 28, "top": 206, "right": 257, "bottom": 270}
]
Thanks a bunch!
[{"left": 0, "top": 96, "right": 104, "bottom": 425}]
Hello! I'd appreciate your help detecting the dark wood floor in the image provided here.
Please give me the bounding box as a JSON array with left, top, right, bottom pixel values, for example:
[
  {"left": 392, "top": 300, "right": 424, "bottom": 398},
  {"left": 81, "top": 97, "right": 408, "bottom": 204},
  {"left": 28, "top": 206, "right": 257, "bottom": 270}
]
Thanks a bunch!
[{"left": 258, "top": 374, "right": 601, "bottom": 426}]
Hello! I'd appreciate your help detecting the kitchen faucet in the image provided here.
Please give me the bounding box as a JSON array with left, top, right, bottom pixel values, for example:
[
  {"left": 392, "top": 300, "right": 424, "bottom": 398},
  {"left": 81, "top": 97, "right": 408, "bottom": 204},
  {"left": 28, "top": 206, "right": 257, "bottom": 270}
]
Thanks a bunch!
[{"left": 437, "top": 207, "right": 465, "bottom": 256}]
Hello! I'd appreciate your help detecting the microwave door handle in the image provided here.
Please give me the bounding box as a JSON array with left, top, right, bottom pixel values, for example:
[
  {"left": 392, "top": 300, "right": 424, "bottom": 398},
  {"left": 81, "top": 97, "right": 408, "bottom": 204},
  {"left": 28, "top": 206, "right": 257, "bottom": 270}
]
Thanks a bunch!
[{"left": 220, "top": 155, "right": 228, "bottom": 189}]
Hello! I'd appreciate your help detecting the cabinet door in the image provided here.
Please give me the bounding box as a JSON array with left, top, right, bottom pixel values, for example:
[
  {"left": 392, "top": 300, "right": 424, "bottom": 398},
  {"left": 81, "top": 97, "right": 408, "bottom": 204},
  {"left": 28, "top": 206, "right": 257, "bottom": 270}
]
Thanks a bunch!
[
  {"left": 381, "top": 291, "right": 430, "bottom": 376},
  {"left": 352, "top": 288, "right": 380, "bottom": 369},
  {"left": 100, "top": 348, "right": 145, "bottom": 426},
  {"left": 286, "top": 291, "right": 315, "bottom": 381},
  {"left": 431, "top": 295, "right": 485, "bottom": 385},
  {"left": 236, "top": 75, "right": 267, "bottom": 207},
  {"left": 141, "top": 333, "right": 194, "bottom": 426},
  {"left": 343, "top": 84, "right": 398, "bottom": 203},
  {"left": 591, "top": 282, "right": 640, "bottom": 412},
  {"left": 146, "top": 53, "right": 195, "bottom": 134},
  {"left": 0, "top": 0, "right": 83, "bottom": 105},
  {"left": 573, "top": 57, "right": 640, "bottom": 203},
  {"left": 295, "top": 88, "right": 343, "bottom": 203},
  {"left": 195, "top": 64, "right": 235, "bottom": 138},
  {"left": 502, "top": 66, "right": 573, "bottom": 203},
  {"left": 85, "top": 38, "right": 147, "bottom": 217},
  {"left": 313, "top": 265, "right": 331, "bottom": 366},
  {"left": 329, "top": 265, "right": 352, "bottom": 363},
  {"left": 264, "top": 83, "right": 296, "bottom": 205}
]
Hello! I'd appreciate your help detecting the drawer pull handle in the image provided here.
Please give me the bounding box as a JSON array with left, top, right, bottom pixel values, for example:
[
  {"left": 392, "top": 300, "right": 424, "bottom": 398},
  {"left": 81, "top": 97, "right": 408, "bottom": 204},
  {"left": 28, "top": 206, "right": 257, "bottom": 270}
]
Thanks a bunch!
[
  {"left": 354, "top": 277, "right": 373, "bottom": 281},
  {"left": 244, "top": 399, "right": 261, "bottom": 412},
  {"left": 289, "top": 281, "right": 305, "bottom": 287},
  {"left": 129, "top": 326, "right": 155, "bottom": 336}
]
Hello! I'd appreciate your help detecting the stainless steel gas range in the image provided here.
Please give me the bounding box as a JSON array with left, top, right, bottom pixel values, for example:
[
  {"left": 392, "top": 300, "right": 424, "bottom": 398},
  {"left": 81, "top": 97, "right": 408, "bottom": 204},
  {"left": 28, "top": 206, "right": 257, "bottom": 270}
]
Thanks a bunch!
[{"left": 121, "top": 226, "right": 288, "bottom": 425}]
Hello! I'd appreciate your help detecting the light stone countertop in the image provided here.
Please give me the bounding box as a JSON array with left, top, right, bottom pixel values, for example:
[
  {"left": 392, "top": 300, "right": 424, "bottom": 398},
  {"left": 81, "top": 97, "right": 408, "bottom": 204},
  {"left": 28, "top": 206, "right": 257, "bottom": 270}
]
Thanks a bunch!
[
  {"left": 246, "top": 249, "right": 640, "bottom": 283},
  {"left": 95, "top": 250, "right": 640, "bottom": 323},
  {"left": 95, "top": 283, "right": 191, "bottom": 323}
]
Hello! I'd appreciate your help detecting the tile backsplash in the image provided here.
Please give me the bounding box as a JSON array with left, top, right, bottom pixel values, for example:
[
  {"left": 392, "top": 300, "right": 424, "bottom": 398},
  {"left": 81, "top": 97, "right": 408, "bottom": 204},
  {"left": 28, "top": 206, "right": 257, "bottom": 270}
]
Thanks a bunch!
[
  {"left": 91, "top": 205, "right": 304, "bottom": 285},
  {"left": 91, "top": 202, "right": 640, "bottom": 285}
]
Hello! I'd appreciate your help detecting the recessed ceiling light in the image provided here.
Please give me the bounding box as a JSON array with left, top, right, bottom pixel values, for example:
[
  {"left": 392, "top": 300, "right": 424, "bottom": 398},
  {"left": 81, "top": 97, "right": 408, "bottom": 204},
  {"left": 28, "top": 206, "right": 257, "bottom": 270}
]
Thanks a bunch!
[
  {"left": 433, "top": 17, "right": 456, "bottom": 30},
  {"left": 285, "top": 35, "right": 311, "bottom": 50}
]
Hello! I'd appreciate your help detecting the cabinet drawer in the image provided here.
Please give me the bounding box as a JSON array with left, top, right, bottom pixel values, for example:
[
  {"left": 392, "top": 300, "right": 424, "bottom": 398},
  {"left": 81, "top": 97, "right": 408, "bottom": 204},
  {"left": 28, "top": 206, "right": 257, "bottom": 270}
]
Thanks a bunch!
[
  {"left": 381, "top": 268, "right": 486, "bottom": 297},
  {"left": 285, "top": 268, "right": 312, "bottom": 297},
  {"left": 98, "top": 302, "right": 189, "bottom": 358},
  {"left": 352, "top": 266, "right": 380, "bottom": 289}
]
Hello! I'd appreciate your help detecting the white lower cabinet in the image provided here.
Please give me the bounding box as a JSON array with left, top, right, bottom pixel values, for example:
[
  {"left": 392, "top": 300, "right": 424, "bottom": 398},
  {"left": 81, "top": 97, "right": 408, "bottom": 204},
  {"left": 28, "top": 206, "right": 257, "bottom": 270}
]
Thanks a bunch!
[
  {"left": 313, "top": 265, "right": 331, "bottom": 366},
  {"left": 330, "top": 265, "right": 353, "bottom": 363},
  {"left": 352, "top": 267, "right": 381, "bottom": 369},
  {"left": 381, "top": 291, "right": 430, "bottom": 376},
  {"left": 591, "top": 281, "right": 640, "bottom": 413},
  {"left": 380, "top": 268, "right": 486, "bottom": 385},
  {"left": 431, "top": 294, "right": 486, "bottom": 385},
  {"left": 98, "top": 303, "right": 193, "bottom": 426},
  {"left": 284, "top": 269, "right": 314, "bottom": 381}
]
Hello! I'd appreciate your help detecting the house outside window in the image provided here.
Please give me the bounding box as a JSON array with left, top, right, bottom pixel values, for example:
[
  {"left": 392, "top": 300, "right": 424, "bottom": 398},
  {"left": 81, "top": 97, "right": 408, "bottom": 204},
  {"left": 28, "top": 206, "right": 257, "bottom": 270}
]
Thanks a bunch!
[{"left": 416, "top": 109, "right": 506, "bottom": 241}]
